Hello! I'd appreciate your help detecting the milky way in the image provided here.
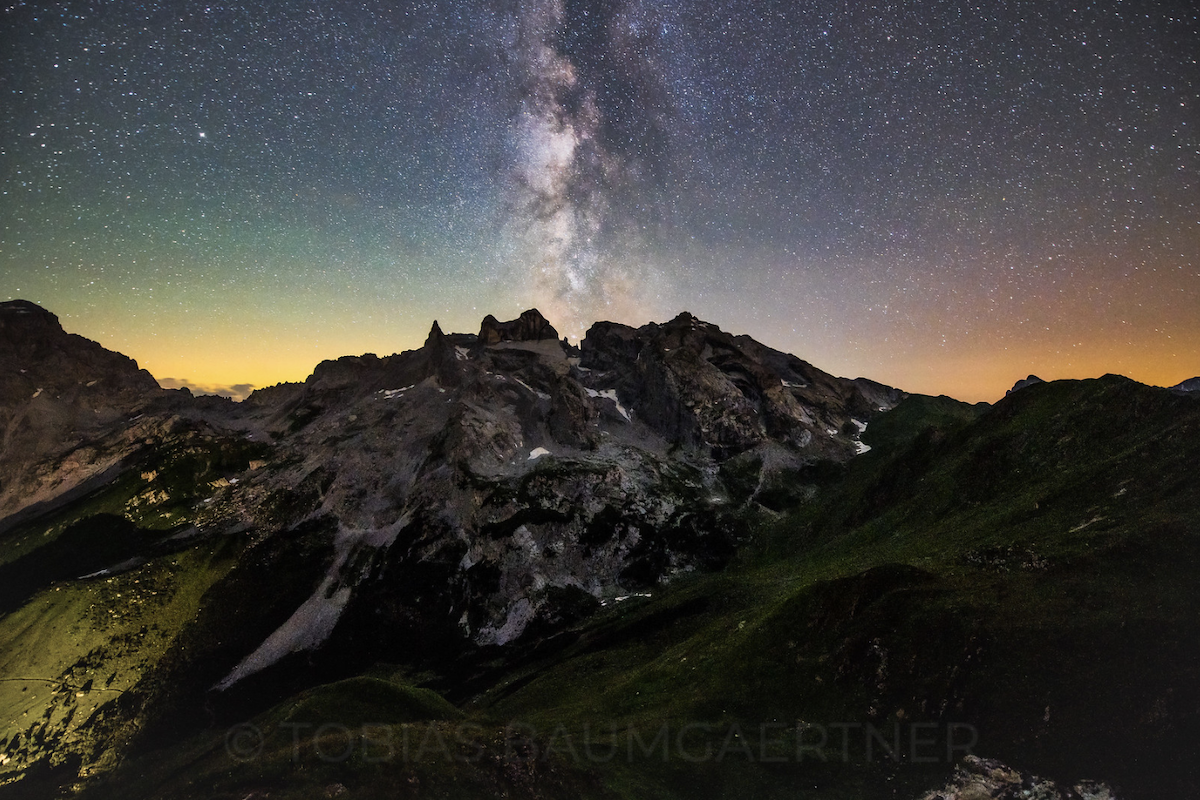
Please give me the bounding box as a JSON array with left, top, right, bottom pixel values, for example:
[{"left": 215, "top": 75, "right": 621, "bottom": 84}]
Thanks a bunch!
[
  {"left": 1, "top": 1, "right": 1197, "bottom": 400},
  {"left": 504, "top": 0, "right": 675, "bottom": 337}
]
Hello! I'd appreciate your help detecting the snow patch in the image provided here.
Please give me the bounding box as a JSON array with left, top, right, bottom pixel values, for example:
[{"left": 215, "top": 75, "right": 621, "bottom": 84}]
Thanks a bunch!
[
  {"left": 79, "top": 557, "right": 143, "bottom": 579},
  {"left": 586, "top": 388, "right": 631, "bottom": 421},
  {"left": 454, "top": 346, "right": 470, "bottom": 361},
  {"left": 513, "top": 376, "right": 551, "bottom": 400},
  {"left": 477, "top": 597, "right": 537, "bottom": 646},
  {"left": 31, "top": 388, "right": 42, "bottom": 399},
  {"left": 851, "top": 419, "right": 871, "bottom": 454},
  {"left": 601, "top": 592, "right": 653, "bottom": 607},
  {"left": 528, "top": 447, "right": 551, "bottom": 460},
  {"left": 214, "top": 578, "right": 351, "bottom": 691},
  {"left": 782, "top": 380, "right": 807, "bottom": 389},
  {"left": 1070, "top": 516, "right": 1106, "bottom": 533},
  {"left": 214, "top": 515, "right": 411, "bottom": 691},
  {"left": 378, "top": 385, "right": 414, "bottom": 399}
]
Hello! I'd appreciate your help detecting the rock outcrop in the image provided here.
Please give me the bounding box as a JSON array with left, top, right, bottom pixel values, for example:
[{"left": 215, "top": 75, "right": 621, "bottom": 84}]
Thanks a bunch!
[
  {"left": 1006, "top": 375, "right": 1045, "bottom": 394},
  {"left": 478, "top": 309, "right": 559, "bottom": 344},
  {"left": 0, "top": 299, "right": 161, "bottom": 422},
  {"left": 580, "top": 311, "right": 902, "bottom": 459},
  {"left": 919, "top": 755, "right": 1118, "bottom": 800}
]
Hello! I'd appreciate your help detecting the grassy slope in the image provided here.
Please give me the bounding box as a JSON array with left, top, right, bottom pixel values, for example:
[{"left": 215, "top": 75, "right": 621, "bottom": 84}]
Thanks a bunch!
[
  {"left": 7, "top": 377, "right": 1200, "bottom": 798},
  {"left": 0, "top": 539, "right": 240, "bottom": 789},
  {"left": 0, "top": 431, "right": 266, "bottom": 793}
]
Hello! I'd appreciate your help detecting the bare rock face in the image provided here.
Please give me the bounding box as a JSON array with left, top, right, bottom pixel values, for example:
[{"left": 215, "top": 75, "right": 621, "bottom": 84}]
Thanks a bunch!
[
  {"left": 478, "top": 309, "right": 559, "bottom": 345},
  {"left": 195, "top": 308, "right": 908, "bottom": 675},
  {"left": 580, "top": 311, "right": 903, "bottom": 460},
  {"left": 0, "top": 300, "right": 172, "bottom": 524},
  {"left": 0, "top": 300, "right": 161, "bottom": 420}
]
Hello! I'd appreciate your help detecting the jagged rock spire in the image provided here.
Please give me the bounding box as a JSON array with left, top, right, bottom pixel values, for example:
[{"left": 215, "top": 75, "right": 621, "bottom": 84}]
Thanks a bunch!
[{"left": 424, "top": 319, "right": 445, "bottom": 348}]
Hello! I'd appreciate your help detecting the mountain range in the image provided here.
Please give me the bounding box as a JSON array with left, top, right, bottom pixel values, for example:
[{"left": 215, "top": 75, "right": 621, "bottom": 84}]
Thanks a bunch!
[{"left": 0, "top": 299, "right": 1196, "bottom": 799}]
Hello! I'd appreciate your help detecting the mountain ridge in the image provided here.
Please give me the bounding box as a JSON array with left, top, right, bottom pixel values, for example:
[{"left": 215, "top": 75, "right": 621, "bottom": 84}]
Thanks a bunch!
[
  {"left": 0, "top": 302, "right": 901, "bottom": 674},
  {"left": 1, "top": 300, "right": 1196, "bottom": 799}
]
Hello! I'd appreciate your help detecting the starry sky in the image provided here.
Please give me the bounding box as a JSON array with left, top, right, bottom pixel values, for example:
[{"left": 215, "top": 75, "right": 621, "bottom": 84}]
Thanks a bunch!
[{"left": 3, "top": 0, "right": 1197, "bottom": 402}]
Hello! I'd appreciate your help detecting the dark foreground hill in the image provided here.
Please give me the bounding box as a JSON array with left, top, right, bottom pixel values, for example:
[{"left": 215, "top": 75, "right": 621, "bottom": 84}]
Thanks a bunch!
[{"left": 0, "top": 300, "right": 1196, "bottom": 798}]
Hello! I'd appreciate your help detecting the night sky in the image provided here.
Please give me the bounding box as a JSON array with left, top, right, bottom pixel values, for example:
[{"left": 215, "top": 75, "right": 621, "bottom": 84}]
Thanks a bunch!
[{"left": 3, "top": 1, "right": 1197, "bottom": 402}]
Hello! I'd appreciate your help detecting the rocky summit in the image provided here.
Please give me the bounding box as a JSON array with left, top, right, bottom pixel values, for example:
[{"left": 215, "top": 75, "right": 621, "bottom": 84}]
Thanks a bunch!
[
  {"left": 219, "top": 308, "right": 900, "bottom": 659},
  {"left": 1005, "top": 374, "right": 1045, "bottom": 395},
  {"left": 0, "top": 300, "right": 170, "bottom": 530},
  {"left": 1, "top": 302, "right": 1197, "bottom": 800}
]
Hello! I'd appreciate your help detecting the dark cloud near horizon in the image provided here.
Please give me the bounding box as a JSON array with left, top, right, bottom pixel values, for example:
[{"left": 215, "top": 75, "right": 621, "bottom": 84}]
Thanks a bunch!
[{"left": 159, "top": 378, "right": 255, "bottom": 402}]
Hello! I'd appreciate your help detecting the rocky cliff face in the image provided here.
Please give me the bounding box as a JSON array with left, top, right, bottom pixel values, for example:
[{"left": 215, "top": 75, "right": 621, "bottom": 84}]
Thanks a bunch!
[
  {"left": 0, "top": 300, "right": 178, "bottom": 529},
  {"left": 1006, "top": 375, "right": 1045, "bottom": 395},
  {"left": 580, "top": 311, "right": 900, "bottom": 459},
  {"left": 477, "top": 308, "right": 560, "bottom": 345},
  {"left": 0, "top": 303, "right": 901, "bottom": 694}
]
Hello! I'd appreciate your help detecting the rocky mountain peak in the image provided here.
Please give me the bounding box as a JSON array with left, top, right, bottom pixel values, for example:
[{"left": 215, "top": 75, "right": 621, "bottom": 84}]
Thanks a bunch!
[
  {"left": 0, "top": 300, "right": 171, "bottom": 528},
  {"left": 478, "top": 309, "right": 559, "bottom": 344},
  {"left": 425, "top": 319, "right": 445, "bottom": 345},
  {"left": 580, "top": 313, "right": 902, "bottom": 459},
  {"left": 1007, "top": 374, "right": 1045, "bottom": 394},
  {"left": 0, "top": 298, "right": 65, "bottom": 340},
  {"left": 0, "top": 300, "right": 161, "bottom": 408}
]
